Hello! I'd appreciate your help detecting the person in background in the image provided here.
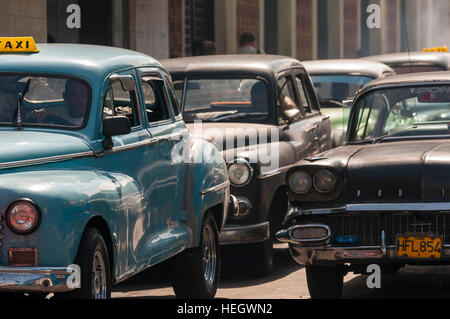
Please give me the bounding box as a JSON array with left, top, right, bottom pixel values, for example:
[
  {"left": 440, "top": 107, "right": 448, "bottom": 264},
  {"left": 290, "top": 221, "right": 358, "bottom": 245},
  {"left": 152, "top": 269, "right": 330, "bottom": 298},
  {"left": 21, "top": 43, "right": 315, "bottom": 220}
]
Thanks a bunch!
[
  {"left": 236, "top": 32, "right": 264, "bottom": 54},
  {"left": 192, "top": 40, "right": 216, "bottom": 56}
]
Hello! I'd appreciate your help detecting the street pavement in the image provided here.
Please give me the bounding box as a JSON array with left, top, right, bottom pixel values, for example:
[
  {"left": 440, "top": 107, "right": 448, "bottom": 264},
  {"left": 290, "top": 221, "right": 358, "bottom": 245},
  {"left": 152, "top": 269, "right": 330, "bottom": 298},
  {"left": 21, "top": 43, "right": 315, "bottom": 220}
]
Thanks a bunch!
[{"left": 112, "top": 243, "right": 450, "bottom": 299}]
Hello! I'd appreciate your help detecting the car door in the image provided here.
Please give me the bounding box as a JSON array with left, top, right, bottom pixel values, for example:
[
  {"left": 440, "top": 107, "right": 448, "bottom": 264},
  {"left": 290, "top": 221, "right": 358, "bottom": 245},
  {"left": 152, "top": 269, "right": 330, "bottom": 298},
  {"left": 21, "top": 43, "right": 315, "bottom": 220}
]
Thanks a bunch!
[
  {"left": 133, "top": 69, "right": 189, "bottom": 265},
  {"left": 100, "top": 70, "right": 153, "bottom": 273},
  {"left": 293, "top": 69, "right": 332, "bottom": 152},
  {"left": 276, "top": 71, "right": 320, "bottom": 161}
]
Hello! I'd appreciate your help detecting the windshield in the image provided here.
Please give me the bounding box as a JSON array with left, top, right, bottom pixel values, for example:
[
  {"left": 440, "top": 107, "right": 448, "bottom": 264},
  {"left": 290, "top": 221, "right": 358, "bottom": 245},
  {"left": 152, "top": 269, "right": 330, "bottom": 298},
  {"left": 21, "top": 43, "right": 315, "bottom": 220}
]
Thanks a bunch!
[
  {"left": 311, "top": 75, "right": 374, "bottom": 104},
  {"left": 174, "top": 78, "right": 270, "bottom": 123},
  {"left": 349, "top": 85, "right": 450, "bottom": 143},
  {"left": 0, "top": 75, "right": 90, "bottom": 128}
]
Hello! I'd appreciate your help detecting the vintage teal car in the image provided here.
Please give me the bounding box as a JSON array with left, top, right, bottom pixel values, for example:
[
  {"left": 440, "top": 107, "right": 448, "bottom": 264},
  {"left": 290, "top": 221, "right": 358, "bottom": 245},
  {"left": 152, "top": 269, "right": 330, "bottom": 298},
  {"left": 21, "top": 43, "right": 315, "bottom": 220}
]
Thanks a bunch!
[{"left": 0, "top": 40, "right": 230, "bottom": 299}]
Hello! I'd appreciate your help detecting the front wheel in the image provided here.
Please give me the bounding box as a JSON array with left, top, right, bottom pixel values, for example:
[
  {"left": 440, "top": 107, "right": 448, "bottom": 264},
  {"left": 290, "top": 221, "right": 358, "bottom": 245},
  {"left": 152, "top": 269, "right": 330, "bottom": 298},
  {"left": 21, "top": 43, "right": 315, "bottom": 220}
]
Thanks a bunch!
[
  {"left": 171, "top": 213, "right": 221, "bottom": 299},
  {"left": 56, "top": 228, "right": 111, "bottom": 299},
  {"left": 306, "top": 265, "right": 344, "bottom": 299}
]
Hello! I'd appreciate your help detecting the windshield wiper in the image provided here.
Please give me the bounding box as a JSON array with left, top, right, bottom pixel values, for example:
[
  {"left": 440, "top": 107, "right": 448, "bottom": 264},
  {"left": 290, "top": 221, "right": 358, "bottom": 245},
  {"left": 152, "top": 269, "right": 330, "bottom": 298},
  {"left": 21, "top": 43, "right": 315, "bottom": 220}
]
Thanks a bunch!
[
  {"left": 15, "top": 78, "right": 31, "bottom": 130},
  {"left": 212, "top": 112, "right": 267, "bottom": 122}
]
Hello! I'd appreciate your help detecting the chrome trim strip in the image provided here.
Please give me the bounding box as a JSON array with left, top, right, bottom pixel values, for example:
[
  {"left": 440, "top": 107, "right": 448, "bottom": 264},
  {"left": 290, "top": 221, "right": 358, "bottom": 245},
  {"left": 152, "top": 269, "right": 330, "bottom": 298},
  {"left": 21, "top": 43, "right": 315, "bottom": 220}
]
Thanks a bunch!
[
  {"left": 0, "top": 151, "right": 94, "bottom": 170},
  {"left": 346, "top": 203, "right": 450, "bottom": 212},
  {"left": 107, "top": 132, "right": 188, "bottom": 155},
  {"left": 292, "top": 202, "right": 450, "bottom": 216},
  {"left": 201, "top": 180, "right": 230, "bottom": 195}
]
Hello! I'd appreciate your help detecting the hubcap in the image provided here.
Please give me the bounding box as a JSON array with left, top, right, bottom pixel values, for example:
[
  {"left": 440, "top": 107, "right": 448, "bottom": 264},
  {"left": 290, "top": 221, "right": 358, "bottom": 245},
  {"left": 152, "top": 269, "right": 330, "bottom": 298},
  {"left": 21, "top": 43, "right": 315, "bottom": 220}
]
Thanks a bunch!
[
  {"left": 92, "top": 250, "right": 107, "bottom": 299},
  {"left": 201, "top": 223, "right": 217, "bottom": 285}
]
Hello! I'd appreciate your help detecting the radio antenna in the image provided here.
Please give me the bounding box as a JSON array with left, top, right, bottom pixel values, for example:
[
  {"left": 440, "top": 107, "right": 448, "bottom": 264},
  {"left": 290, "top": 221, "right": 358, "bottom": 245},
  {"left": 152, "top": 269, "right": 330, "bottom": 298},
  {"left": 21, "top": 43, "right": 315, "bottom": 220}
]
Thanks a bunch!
[{"left": 401, "top": 3, "right": 412, "bottom": 73}]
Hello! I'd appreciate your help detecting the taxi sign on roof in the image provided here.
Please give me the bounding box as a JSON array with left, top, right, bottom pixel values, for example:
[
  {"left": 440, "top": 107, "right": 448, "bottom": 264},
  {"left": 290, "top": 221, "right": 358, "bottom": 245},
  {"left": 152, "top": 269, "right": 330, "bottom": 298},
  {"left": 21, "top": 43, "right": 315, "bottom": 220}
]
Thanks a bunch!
[
  {"left": 422, "top": 46, "right": 448, "bottom": 53},
  {"left": 0, "top": 37, "right": 39, "bottom": 53}
]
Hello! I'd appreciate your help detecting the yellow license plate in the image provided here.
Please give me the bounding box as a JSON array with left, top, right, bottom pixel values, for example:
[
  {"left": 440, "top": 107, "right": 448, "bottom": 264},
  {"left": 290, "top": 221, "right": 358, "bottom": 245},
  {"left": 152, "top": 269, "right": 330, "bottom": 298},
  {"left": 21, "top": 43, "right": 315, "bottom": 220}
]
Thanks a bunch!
[{"left": 396, "top": 235, "right": 442, "bottom": 258}]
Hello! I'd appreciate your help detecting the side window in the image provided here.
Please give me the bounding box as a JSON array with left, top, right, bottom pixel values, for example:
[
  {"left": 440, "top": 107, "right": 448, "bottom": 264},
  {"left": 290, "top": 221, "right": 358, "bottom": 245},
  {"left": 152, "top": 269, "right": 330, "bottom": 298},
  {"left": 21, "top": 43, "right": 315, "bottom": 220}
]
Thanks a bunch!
[
  {"left": 355, "top": 93, "right": 388, "bottom": 140},
  {"left": 141, "top": 78, "right": 171, "bottom": 123},
  {"left": 277, "top": 76, "right": 299, "bottom": 123},
  {"left": 295, "top": 75, "right": 315, "bottom": 113},
  {"left": 103, "top": 80, "right": 140, "bottom": 127}
]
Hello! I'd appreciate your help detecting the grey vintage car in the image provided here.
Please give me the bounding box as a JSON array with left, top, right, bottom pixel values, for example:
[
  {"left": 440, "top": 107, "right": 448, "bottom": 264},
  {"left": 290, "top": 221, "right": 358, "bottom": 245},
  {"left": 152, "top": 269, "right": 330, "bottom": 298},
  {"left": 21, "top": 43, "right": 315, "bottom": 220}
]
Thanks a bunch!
[
  {"left": 162, "top": 55, "right": 332, "bottom": 275},
  {"left": 277, "top": 71, "right": 450, "bottom": 298},
  {"left": 302, "top": 59, "right": 395, "bottom": 146},
  {"left": 363, "top": 51, "right": 449, "bottom": 74}
]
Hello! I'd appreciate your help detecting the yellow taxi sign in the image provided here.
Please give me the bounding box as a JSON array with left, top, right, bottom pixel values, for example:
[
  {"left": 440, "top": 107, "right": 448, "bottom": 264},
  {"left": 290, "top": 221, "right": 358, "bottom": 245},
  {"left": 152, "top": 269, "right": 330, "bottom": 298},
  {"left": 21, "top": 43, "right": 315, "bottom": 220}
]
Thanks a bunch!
[
  {"left": 422, "top": 46, "right": 448, "bottom": 53},
  {"left": 0, "top": 37, "right": 39, "bottom": 53}
]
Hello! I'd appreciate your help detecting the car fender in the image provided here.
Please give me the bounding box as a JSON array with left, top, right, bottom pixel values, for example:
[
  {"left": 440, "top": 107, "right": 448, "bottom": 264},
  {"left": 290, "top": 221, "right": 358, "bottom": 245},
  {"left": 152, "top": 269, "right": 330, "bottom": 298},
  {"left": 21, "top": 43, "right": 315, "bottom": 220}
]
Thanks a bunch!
[
  {"left": 175, "top": 136, "right": 229, "bottom": 247},
  {"left": 0, "top": 169, "right": 140, "bottom": 271}
]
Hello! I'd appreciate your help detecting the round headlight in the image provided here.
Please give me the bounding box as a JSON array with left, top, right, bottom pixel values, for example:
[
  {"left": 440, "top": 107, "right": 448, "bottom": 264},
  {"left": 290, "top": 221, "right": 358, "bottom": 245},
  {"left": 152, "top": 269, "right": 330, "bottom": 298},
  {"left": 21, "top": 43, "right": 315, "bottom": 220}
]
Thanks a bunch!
[
  {"left": 313, "top": 170, "right": 337, "bottom": 193},
  {"left": 288, "top": 171, "right": 312, "bottom": 194},
  {"left": 6, "top": 200, "right": 40, "bottom": 235},
  {"left": 228, "top": 159, "right": 253, "bottom": 187}
]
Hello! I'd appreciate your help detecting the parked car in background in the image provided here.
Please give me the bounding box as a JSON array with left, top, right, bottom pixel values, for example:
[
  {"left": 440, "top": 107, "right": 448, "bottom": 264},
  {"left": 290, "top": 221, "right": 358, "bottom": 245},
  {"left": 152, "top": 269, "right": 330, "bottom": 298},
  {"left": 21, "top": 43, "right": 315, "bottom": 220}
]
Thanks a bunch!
[
  {"left": 162, "top": 54, "right": 332, "bottom": 275},
  {"left": 0, "top": 39, "right": 231, "bottom": 299},
  {"left": 276, "top": 71, "right": 450, "bottom": 298},
  {"left": 302, "top": 59, "right": 395, "bottom": 146},
  {"left": 363, "top": 51, "right": 449, "bottom": 74}
]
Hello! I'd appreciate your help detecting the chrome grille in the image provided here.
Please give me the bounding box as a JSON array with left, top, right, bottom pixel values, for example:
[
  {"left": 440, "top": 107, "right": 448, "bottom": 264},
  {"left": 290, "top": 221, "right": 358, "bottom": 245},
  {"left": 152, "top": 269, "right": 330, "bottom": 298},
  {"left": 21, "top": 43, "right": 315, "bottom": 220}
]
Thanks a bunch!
[{"left": 304, "top": 213, "right": 450, "bottom": 247}]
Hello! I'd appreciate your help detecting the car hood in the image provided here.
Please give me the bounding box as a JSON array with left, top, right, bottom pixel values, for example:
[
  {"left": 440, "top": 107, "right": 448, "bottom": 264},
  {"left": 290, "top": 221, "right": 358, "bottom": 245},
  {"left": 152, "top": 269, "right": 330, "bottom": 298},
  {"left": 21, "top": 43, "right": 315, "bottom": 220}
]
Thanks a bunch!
[
  {"left": 344, "top": 140, "right": 450, "bottom": 203},
  {"left": 0, "top": 131, "right": 92, "bottom": 170},
  {"left": 185, "top": 122, "right": 278, "bottom": 151}
]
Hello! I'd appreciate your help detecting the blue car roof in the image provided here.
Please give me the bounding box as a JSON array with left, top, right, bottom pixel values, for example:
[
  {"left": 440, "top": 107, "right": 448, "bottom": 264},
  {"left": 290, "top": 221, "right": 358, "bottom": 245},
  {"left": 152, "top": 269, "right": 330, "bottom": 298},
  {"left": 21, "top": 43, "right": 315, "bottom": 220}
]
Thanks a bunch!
[{"left": 0, "top": 43, "right": 162, "bottom": 82}]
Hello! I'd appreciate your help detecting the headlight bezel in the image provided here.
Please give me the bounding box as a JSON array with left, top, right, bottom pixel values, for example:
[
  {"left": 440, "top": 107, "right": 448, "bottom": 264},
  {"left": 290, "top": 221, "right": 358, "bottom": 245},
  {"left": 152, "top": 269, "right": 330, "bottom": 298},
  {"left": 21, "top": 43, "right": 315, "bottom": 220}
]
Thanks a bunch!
[
  {"left": 227, "top": 158, "right": 254, "bottom": 187},
  {"left": 286, "top": 166, "right": 341, "bottom": 201},
  {"left": 313, "top": 169, "right": 338, "bottom": 193},
  {"left": 5, "top": 199, "right": 41, "bottom": 235},
  {"left": 288, "top": 171, "right": 313, "bottom": 194}
]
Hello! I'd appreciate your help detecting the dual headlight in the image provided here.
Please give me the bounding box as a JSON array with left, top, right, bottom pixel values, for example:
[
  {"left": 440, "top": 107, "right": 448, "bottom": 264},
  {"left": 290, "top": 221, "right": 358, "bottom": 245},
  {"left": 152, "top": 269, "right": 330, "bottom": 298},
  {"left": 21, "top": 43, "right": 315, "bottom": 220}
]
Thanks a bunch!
[
  {"left": 288, "top": 169, "right": 337, "bottom": 194},
  {"left": 227, "top": 158, "right": 253, "bottom": 187},
  {"left": 5, "top": 200, "right": 41, "bottom": 235}
]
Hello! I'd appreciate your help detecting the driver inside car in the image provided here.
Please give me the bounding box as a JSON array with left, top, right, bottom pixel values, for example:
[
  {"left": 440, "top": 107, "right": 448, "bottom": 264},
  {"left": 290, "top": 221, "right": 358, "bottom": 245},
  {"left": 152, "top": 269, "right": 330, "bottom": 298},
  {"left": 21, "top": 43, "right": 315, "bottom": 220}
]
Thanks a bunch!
[
  {"left": 250, "top": 81, "right": 268, "bottom": 113},
  {"left": 27, "top": 79, "right": 88, "bottom": 126}
]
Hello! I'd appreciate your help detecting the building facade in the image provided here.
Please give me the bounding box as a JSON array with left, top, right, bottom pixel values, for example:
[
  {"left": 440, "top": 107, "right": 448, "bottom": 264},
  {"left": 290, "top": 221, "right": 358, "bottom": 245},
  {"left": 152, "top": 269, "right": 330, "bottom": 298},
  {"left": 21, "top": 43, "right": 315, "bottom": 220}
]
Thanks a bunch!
[{"left": 0, "top": 0, "right": 448, "bottom": 60}]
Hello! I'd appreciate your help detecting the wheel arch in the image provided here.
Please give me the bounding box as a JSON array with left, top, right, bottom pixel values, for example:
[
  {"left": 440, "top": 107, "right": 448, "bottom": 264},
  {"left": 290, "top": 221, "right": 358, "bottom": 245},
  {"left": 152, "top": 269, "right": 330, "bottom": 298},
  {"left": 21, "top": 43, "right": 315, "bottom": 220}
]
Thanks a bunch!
[{"left": 79, "top": 216, "right": 114, "bottom": 276}]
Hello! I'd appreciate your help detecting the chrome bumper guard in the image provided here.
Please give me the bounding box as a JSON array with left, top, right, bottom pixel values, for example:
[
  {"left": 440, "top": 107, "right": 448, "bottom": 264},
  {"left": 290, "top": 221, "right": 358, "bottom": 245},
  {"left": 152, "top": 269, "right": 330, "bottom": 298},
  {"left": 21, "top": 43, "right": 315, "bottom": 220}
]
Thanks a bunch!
[
  {"left": 0, "top": 266, "right": 77, "bottom": 293},
  {"left": 219, "top": 222, "right": 270, "bottom": 245}
]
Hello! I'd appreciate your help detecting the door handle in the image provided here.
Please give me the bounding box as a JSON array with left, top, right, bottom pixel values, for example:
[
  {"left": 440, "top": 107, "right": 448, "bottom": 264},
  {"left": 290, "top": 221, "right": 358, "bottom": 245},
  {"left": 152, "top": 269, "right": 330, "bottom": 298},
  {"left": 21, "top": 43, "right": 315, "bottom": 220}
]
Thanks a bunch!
[{"left": 322, "top": 116, "right": 331, "bottom": 121}]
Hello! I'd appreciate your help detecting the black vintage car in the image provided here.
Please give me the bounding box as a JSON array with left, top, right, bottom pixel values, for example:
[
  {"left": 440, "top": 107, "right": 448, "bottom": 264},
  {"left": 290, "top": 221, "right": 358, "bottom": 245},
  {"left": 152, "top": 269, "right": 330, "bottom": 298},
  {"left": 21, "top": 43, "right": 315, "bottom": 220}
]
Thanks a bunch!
[
  {"left": 363, "top": 51, "right": 449, "bottom": 74},
  {"left": 162, "top": 55, "right": 332, "bottom": 274},
  {"left": 276, "top": 71, "right": 450, "bottom": 298}
]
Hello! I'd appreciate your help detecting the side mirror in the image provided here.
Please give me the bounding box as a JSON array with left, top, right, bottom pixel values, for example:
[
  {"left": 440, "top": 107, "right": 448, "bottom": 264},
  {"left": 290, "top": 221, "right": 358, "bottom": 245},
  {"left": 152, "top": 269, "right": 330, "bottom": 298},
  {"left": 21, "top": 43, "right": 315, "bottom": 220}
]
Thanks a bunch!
[
  {"left": 283, "top": 109, "right": 301, "bottom": 123},
  {"left": 102, "top": 116, "right": 131, "bottom": 150}
]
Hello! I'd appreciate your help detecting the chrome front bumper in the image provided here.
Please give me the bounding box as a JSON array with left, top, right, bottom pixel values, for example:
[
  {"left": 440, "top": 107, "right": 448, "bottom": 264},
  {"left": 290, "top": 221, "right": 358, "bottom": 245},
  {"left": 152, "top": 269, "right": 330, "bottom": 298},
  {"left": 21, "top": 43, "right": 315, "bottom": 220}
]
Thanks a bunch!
[
  {"left": 219, "top": 222, "right": 270, "bottom": 245},
  {"left": 288, "top": 244, "right": 450, "bottom": 266},
  {"left": 0, "top": 266, "right": 77, "bottom": 293}
]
